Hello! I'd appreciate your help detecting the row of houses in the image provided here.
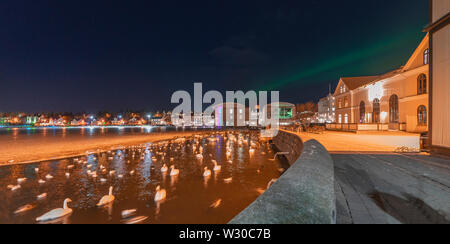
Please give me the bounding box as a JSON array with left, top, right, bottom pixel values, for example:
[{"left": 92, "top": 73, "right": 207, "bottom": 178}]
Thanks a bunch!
[{"left": 0, "top": 112, "right": 171, "bottom": 127}]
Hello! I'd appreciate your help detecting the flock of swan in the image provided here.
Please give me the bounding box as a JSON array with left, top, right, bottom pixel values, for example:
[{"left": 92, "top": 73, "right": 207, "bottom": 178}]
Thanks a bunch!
[{"left": 6, "top": 132, "right": 279, "bottom": 224}]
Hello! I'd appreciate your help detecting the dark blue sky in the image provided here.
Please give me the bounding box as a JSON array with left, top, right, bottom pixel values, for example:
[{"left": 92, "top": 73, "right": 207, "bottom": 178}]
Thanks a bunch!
[{"left": 0, "top": 0, "right": 429, "bottom": 113}]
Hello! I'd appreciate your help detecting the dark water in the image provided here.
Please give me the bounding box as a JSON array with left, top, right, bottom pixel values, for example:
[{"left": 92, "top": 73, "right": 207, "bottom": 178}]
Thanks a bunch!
[{"left": 0, "top": 132, "right": 284, "bottom": 224}]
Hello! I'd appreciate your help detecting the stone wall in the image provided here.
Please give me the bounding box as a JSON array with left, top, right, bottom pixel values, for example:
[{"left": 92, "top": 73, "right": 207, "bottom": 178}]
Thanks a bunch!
[{"left": 229, "top": 130, "right": 336, "bottom": 224}]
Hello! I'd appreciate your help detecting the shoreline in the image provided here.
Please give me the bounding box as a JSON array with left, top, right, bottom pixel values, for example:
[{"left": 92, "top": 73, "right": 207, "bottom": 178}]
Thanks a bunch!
[{"left": 0, "top": 130, "right": 214, "bottom": 167}]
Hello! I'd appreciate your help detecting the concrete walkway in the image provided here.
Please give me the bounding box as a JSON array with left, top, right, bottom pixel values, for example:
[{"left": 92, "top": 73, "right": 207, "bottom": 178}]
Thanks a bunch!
[
  {"left": 290, "top": 131, "right": 450, "bottom": 224},
  {"left": 334, "top": 153, "right": 450, "bottom": 224}
]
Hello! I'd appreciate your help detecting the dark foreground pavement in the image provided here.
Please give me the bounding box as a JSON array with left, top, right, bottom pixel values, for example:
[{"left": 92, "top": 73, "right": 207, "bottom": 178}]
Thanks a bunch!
[{"left": 333, "top": 153, "right": 450, "bottom": 224}]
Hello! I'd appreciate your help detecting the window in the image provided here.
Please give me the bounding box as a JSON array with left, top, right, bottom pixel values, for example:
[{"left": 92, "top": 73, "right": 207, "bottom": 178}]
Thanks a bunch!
[
  {"left": 344, "top": 97, "right": 349, "bottom": 107},
  {"left": 373, "top": 99, "right": 380, "bottom": 123},
  {"left": 338, "top": 99, "right": 342, "bottom": 109},
  {"left": 424, "top": 49, "right": 429, "bottom": 65},
  {"left": 338, "top": 114, "right": 342, "bottom": 124},
  {"left": 418, "top": 105, "right": 427, "bottom": 125},
  {"left": 389, "top": 94, "right": 399, "bottom": 123},
  {"left": 360, "top": 101, "right": 365, "bottom": 123},
  {"left": 418, "top": 74, "right": 427, "bottom": 95},
  {"left": 344, "top": 114, "right": 349, "bottom": 124}
]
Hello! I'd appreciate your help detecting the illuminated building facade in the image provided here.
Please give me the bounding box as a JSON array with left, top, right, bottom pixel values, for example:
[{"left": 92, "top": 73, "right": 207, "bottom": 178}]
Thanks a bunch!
[
  {"left": 260, "top": 102, "right": 296, "bottom": 126},
  {"left": 332, "top": 35, "right": 429, "bottom": 133},
  {"left": 426, "top": 0, "right": 450, "bottom": 155},
  {"left": 318, "top": 93, "right": 336, "bottom": 123}
]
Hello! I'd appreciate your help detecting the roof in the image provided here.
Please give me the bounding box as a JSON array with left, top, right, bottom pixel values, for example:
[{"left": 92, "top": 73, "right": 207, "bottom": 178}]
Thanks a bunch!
[{"left": 340, "top": 76, "right": 379, "bottom": 90}]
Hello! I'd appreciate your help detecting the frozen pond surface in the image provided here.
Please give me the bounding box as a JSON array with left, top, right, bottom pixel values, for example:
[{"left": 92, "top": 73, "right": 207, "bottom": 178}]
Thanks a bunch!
[{"left": 0, "top": 131, "right": 285, "bottom": 224}]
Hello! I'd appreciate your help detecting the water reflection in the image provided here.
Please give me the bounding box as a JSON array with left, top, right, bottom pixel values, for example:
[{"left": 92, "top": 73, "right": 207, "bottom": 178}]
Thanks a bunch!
[{"left": 0, "top": 131, "right": 284, "bottom": 224}]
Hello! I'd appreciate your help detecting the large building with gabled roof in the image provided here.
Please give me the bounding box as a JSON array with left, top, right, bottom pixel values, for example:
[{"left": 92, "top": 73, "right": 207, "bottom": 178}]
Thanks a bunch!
[{"left": 330, "top": 34, "right": 430, "bottom": 133}]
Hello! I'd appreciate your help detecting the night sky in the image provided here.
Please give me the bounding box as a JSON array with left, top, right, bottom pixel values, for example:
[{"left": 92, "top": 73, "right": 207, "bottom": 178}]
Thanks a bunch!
[{"left": 0, "top": 0, "right": 429, "bottom": 113}]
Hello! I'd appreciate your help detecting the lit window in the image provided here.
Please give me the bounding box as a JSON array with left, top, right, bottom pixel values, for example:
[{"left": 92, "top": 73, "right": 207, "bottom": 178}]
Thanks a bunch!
[
  {"left": 417, "top": 105, "right": 427, "bottom": 125},
  {"left": 373, "top": 99, "right": 380, "bottom": 123},
  {"left": 359, "top": 101, "right": 365, "bottom": 123},
  {"left": 338, "top": 114, "right": 342, "bottom": 124},
  {"left": 417, "top": 74, "right": 427, "bottom": 95},
  {"left": 424, "top": 49, "right": 429, "bottom": 65},
  {"left": 344, "top": 114, "right": 348, "bottom": 124},
  {"left": 344, "top": 97, "right": 349, "bottom": 107},
  {"left": 389, "top": 95, "right": 399, "bottom": 123}
]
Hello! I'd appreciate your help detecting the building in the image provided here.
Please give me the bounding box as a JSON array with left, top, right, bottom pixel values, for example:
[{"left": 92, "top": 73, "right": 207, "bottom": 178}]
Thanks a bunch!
[
  {"left": 214, "top": 102, "right": 248, "bottom": 127},
  {"left": 331, "top": 35, "right": 429, "bottom": 133},
  {"left": 425, "top": 0, "right": 450, "bottom": 155},
  {"left": 260, "top": 102, "right": 296, "bottom": 126},
  {"left": 318, "top": 93, "right": 336, "bottom": 123}
]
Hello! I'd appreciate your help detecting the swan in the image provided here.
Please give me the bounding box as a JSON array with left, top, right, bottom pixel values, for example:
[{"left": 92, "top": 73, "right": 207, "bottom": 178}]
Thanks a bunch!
[
  {"left": 34, "top": 168, "right": 39, "bottom": 173},
  {"left": 161, "top": 164, "right": 168, "bottom": 173},
  {"left": 129, "top": 170, "right": 135, "bottom": 175},
  {"left": 97, "top": 186, "right": 115, "bottom": 207},
  {"left": 65, "top": 172, "right": 70, "bottom": 178},
  {"left": 121, "top": 209, "right": 137, "bottom": 218},
  {"left": 37, "top": 193, "right": 47, "bottom": 200},
  {"left": 36, "top": 198, "right": 73, "bottom": 222},
  {"left": 203, "top": 167, "right": 211, "bottom": 177},
  {"left": 118, "top": 174, "right": 124, "bottom": 179},
  {"left": 67, "top": 165, "right": 74, "bottom": 169},
  {"left": 45, "top": 174, "right": 53, "bottom": 180},
  {"left": 109, "top": 170, "right": 116, "bottom": 176},
  {"left": 8, "top": 185, "right": 21, "bottom": 191},
  {"left": 210, "top": 199, "right": 222, "bottom": 209},
  {"left": 169, "top": 165, "right": 179, "bottom": 176},
  {"left": 212, "top": 161, "right": 221, "bottom": 171},
  {"left": 38, "top": 179, "right": 46, "bottom": 184},
  {"left": 223, "top": 177, "right": 232, "bottom": 184},
  {"left": 17, "top": 178, "right": 27, "bottom": 184},
  {"left": 14, "top": 204, "right": 36, "bottom": 214},
  {"left": 154, "top": 185, "right": 167, "bottom": 202}
]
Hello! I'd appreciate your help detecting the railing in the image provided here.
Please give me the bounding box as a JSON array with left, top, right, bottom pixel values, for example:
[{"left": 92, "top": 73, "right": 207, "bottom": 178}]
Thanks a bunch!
[{"left": 326, "top": 123, "right": 407, "bottom": 132}]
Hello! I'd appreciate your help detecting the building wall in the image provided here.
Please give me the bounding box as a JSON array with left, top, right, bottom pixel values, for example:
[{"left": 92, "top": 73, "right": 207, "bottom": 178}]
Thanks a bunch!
[
  {"left": 432, "top": 0, "right": 450, "bottom": 22},
  {"left": 431, "top": 24, "right": 450, "bottom": 148}
]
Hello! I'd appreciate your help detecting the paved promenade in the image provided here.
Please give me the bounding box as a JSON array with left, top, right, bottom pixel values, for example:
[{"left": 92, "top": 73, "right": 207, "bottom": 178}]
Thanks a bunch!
[{"left": 294, "top": 131, "right": 450, "bottom": 224}]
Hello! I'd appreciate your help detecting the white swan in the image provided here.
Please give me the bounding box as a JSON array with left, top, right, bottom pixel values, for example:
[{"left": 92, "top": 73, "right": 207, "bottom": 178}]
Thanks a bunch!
[
  {"left": 14, "top": 204, "right": 36, "bottom": 214},
  {"left": 212, "top": 161, "right": 221, "bottom": 171},
  {"left": 129, "top": 170, "right": 135, "bottom": 175},
  {"left": 169, "top": 165, "right": 179, "bottom": 176},
  {"left": 45, "top": 174, "right": 53, "bottom": 180},
  {"left": 121, "top": 209, "right": 137, "bottom": 218},
  {"left": 38, "top": 179, "right": 46, "bottom": 184},
  {"left": 210, "top": 199, "right": 222, "bottom": 208},
  {"left": 97, "top": 186, "right": 115, "bottom": 207},
  {"left": 36, "top": 198, "right": 73, "bottom": 222},
  {"left": 203, "top": 167, "right": 211, "bottom": 177},
  {"left": 161, "top": 164, "right": 168, "bottom": 173},
  {"left": 8, "top": 184, "right": 21, "bottom": 191},
  {"left": 34, "top": 168, "right": 39, "bottom": 173},
  {"left": 37, "top": 193, "right": 47, "bottom": 200},
  {"left": 100, "top": 178, "right": 107, "bottom": 183},
  {"left": 223, "top": 177, "right": 232, "bottom": 184},
  {"left": 17, "top": 178, "right": 27, "bottom": 184},
  {"left": 154, "top": 185, "right": 167, "bottom": 202}
]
